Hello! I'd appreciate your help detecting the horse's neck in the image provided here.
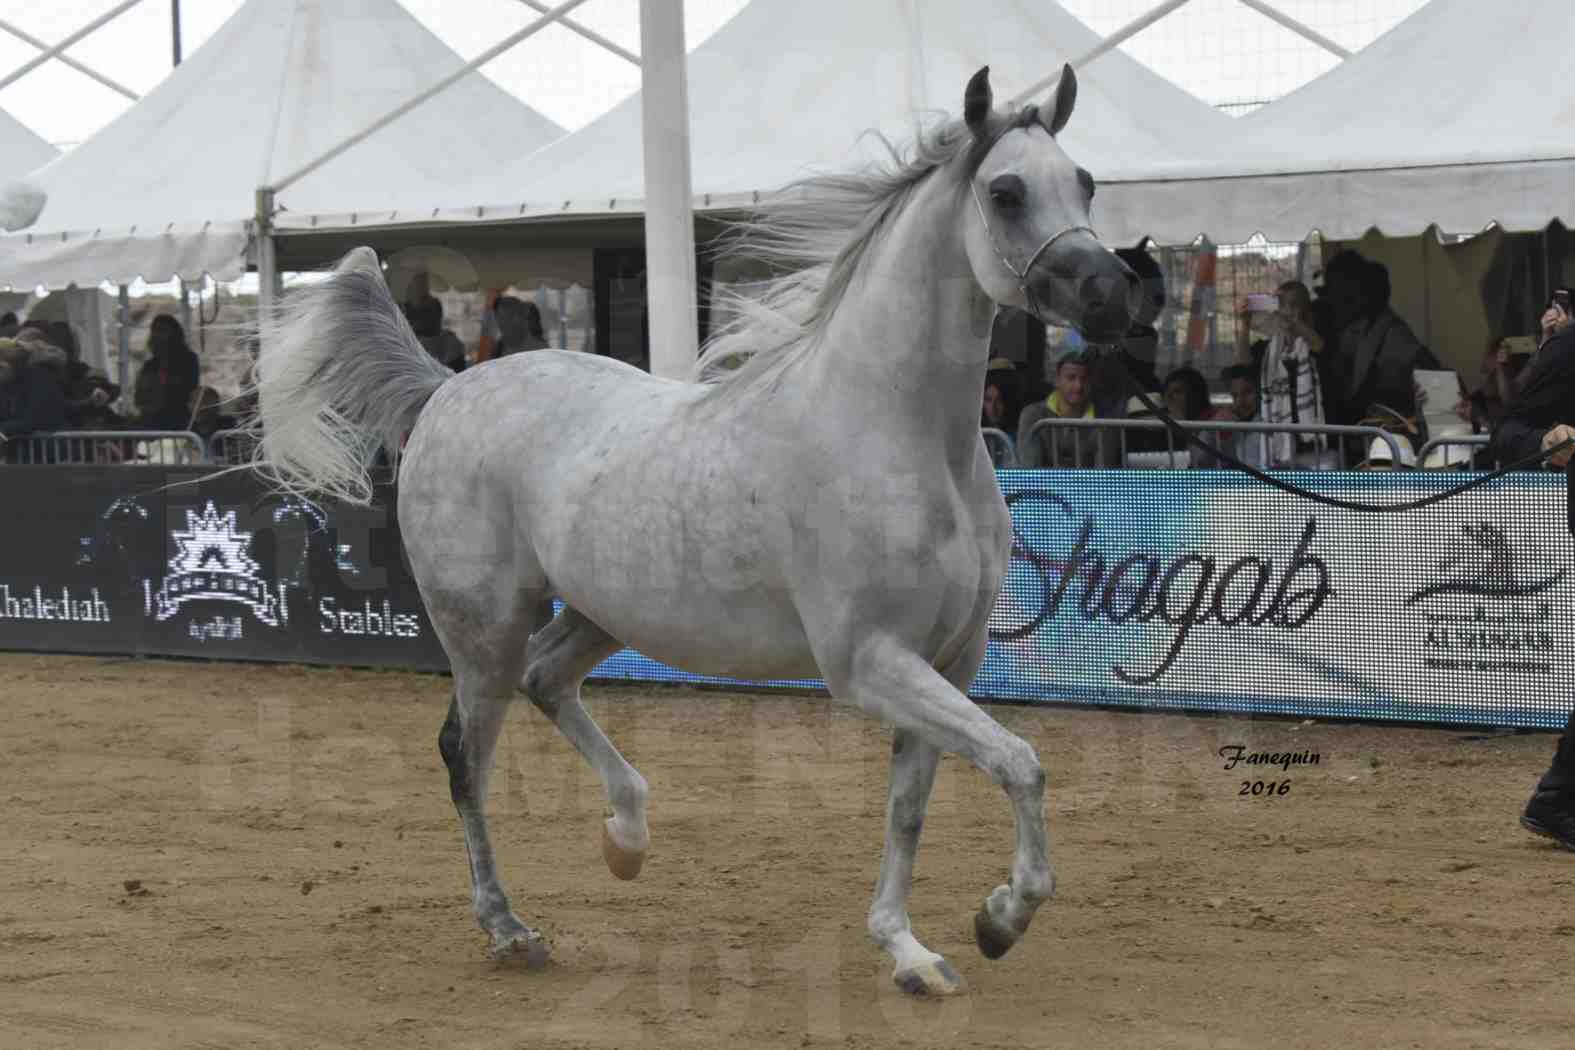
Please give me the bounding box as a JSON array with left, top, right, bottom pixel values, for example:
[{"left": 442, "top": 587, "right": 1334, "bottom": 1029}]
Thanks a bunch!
[{"left": 803, "top": 175, "right": 992, "bottom": 465}]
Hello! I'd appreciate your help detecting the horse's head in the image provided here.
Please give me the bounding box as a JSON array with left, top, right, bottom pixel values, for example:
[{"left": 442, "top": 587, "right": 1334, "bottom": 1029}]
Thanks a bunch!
[{"left": 959, "top": 66, "right": 1140, "bottom": 343}]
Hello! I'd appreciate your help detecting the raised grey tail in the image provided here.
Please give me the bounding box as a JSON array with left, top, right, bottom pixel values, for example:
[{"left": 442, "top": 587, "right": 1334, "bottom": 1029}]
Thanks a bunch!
[{"left": 251, "top": 247, "right": 452, "bottom": 505}]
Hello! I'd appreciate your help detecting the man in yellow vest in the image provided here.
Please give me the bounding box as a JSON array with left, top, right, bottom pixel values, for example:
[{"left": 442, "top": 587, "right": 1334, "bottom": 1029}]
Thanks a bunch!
[{"left": 1015, "top": 350, "right": 1115, "bottom": 469}]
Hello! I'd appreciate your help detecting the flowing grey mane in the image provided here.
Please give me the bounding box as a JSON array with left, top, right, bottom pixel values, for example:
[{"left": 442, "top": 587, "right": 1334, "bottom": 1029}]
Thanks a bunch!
[{"left": 695, "top": 115, "right": 984, "bottom": 395}]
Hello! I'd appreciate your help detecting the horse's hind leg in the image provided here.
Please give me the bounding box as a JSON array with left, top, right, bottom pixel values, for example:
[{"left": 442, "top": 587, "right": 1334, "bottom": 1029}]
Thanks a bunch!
[
  {"left": 441, "top": 643, "right": 548, "bottom": 964},
  {"left": 522, "top": 607, "right": 650, "bottom": 879}
]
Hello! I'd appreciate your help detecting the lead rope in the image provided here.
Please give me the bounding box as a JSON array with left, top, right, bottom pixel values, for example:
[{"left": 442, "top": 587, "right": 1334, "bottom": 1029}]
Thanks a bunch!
[{"left": 1117, "top": 378, "right": 1573, "bottom": 513}]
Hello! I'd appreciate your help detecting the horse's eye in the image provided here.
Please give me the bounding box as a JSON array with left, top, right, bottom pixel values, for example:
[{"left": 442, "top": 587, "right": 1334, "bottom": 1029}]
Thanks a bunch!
[{"left": 988, "top": 175, "right": 1026, "bottom": 212}]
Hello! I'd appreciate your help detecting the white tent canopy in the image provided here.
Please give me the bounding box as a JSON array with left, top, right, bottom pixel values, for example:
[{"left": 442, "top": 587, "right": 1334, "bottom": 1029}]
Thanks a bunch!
[
  {"left": 1109, "top": 0, "right": 1572, "bottom": 243},
  {"left": 282, "top": 0, "right": 1240, "bottom": 246},
  {"left": 0, "top": 0, "right": 564, "bottom": 290},
  {"left": 0, "top": 108, "right": 56, "bottom": 183}
]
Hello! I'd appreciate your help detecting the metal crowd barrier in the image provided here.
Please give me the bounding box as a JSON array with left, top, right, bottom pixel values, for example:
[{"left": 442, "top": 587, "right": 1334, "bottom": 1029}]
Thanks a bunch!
[
  {"left": 981, "top": 427, "right": 1019, "bottom": 468},
  {"left": 1416, "top": 434, "right": 1492, "bottom": 471},
  {"left": 1024, "top": 417, "right": 1406, "bottom": 469},
  {"left": 3, "top": 430, "right": 209, "bottom": 466},
  {"left": 207, "top": 428, "right": 259, "bottom": 466}
]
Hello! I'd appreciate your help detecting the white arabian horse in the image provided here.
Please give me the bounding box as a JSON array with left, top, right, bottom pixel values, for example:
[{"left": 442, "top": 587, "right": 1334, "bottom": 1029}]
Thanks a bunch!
[{"left": 255, "top": 66, "right": 1139, "bottom": 997}]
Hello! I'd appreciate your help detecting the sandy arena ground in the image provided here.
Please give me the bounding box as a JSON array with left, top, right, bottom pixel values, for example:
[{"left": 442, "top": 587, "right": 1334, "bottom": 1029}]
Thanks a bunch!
[{"left": 2, "top": 652, "right": 1573, "bottom": 1049}]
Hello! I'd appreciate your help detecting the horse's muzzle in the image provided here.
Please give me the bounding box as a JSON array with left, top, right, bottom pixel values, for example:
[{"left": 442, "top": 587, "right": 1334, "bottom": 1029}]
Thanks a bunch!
[{"left": 1035, "top": 235, "right": 1140, "bottom": 343}]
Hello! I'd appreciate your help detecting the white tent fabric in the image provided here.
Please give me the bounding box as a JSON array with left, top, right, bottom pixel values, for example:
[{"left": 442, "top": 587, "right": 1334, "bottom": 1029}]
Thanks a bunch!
[
  {"left": 282, "top": 0, "right": 1239, "bottom": 245},
  {"left": 1108, "top": 0, "right": 1573, "bottom": 242},
  {"left": 0, "top": 108, "right": 56, "bottom": 183},
  {"left": 0, "top": 0, "right": 563, "bottom": 290}
]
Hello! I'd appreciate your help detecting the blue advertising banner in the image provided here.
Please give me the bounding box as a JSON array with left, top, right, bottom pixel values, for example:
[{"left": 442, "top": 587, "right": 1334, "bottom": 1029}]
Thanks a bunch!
[
  {"left": 592, "top": 470, "right": 1575, "bottom": 729},
  {"left": 1, "top": 467, "right": 1568, "bottom": 728},
  {"left": 978, "top": 470, "right": 1571, "bottom": 728}
]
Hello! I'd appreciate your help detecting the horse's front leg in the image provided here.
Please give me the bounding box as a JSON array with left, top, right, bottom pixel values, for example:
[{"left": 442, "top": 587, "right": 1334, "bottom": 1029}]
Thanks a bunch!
[
  {"left": 869, "top": 729, "right": 958, "bottom": 995},
  {"left": 866, "top": 627, "right": 994, "bottom": 996},
  {"left": 840, "top": 636, "right": 1054, "bottom": 982}
]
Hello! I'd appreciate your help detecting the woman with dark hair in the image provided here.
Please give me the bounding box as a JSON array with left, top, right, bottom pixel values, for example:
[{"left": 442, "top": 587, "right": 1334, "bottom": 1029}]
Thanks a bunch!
[
  {"left": 133, "top": 314, "right": 200, "bottom": 430},
  {"left": 981, "top": 358, "right": 1025, "bottom": 467},
  {"left": 1162, "top": 367, "right": 1212, "bottom": 422},
  {"left": 1127, "top": 366, "right": 1215, "bottom": 459},
  {"left": 494, "top": 297, "right": 550, "bottom": 357}
]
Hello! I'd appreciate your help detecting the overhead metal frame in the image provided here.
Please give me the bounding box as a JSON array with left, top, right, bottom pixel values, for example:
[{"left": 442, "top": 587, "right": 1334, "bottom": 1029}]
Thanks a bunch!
[
  {"left": 1012, "top": 0, "right": 1352, "bottom": 107},
  {"left": 254, "top": 0, "right": 694, "bottom": 370},
  {"left": 0, "top": 0, "right": 146, "bottom": 98}
]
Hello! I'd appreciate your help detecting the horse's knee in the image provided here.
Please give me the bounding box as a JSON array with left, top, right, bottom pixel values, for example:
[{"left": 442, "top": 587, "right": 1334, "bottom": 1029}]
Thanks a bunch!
[
  {"left": 997, "top": 739, "right": 1045, "bottom": 797},
  {"left": 438, "top": 697, "right": 470, "bottom": 803}
]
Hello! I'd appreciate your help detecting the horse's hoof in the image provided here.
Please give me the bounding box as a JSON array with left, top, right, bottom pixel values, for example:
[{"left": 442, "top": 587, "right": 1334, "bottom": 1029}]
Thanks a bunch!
[
  {"left": 489, "top": 928, "right": 549, "bottom": 969},
  {"left": 894, "top": 958, "right": 966, "bottom": 997},
  {"left": 974, "top": 906, "right": 1018, "bottom": 960},
  {"left": 602, "top": 820, "right": 646, "bottom": 881}
]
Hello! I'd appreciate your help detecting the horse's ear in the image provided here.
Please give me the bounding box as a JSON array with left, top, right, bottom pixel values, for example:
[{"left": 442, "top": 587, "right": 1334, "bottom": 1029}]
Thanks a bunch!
[
  {"left": 964, "top": 66, "right": 993, "bottom": 136},
  {"left": 1042, "top": 64, "right": 1077, "bottom": 136}
]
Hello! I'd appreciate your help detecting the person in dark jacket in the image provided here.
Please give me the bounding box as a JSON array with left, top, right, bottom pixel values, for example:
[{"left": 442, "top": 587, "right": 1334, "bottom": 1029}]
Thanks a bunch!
[
  {"left": 133, "top": 314, "right": 200, "bottom": 430},
  {"left": 1322, "top": 252, "right": 1439, "bottom": 425},
  {"left": 1491, "top": 324, "right": 1575, "bottom": 467},
  {"left": 1520, "top": 457, "right": 1575, "bottom": 849},
  {"left": 0, "top": 339, "right": 67, "bottom": 455},
  {"left": 1089, "top": 242, "right": 1166, "bottom": 419},
  {"left": 1498, "top": 317, "right": 1575, "bottom": 847}
]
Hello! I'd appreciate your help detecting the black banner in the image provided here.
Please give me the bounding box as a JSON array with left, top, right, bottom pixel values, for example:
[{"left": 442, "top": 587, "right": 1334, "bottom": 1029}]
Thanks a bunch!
[{"left": 0, "top": 468, "right": 448, "bottom": 670}]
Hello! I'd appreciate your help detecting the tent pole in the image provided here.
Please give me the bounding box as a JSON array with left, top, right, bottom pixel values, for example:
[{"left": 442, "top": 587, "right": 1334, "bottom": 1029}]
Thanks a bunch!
[
  {"left": 255, "top": 188, "right": 278, "bottom": 347},
  {"left": 172, "top": 0, "right": 182, "bottom": 66},
  {"left": 1422, "top": 228, "right": 1433, "bottom": 350},
  {"left": 639, "top": 0, "right": 698, "bottom": 378},
  {"left": 117, "top": 285, "right": 130, "bottom": 412},
  {"left": 179, "top": 277, "right": 191, "bottom": 336}
]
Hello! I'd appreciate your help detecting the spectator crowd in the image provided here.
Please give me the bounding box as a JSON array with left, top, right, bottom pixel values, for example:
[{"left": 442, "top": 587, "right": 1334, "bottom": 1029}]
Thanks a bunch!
[
  {"left": 0, "top": 311, "right": 245, "bottom": 462},
  {"left": 5, "top": 248, "right": 1572, "bottom": 475},
  {"left": 986, "top": 245, "right": 1575, "bottom": 473}
]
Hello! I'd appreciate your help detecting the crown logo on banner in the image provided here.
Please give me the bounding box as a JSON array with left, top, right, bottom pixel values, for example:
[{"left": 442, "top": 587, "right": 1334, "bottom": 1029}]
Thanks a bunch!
[{"left": 148, "top": 501, "right": 285, "bottom": 626}]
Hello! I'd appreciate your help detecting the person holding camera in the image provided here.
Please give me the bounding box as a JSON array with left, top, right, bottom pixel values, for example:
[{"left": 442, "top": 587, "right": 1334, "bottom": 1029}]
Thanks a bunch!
[
  {"left": 1494, "top": 290, "right": 1575, "bottom": 469},
  {"left": 1497, "top": 289, "right": 1575, "bottom": 847},
  {"left": 1521, "top": 451, "right": 1575, "bottom": 848},
  {"left": 1536, "top": 287, "right": 1572, "bottom": 350},
  {"left": 1233, "top": 280, "right": 1337, "bottom": 467}
]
